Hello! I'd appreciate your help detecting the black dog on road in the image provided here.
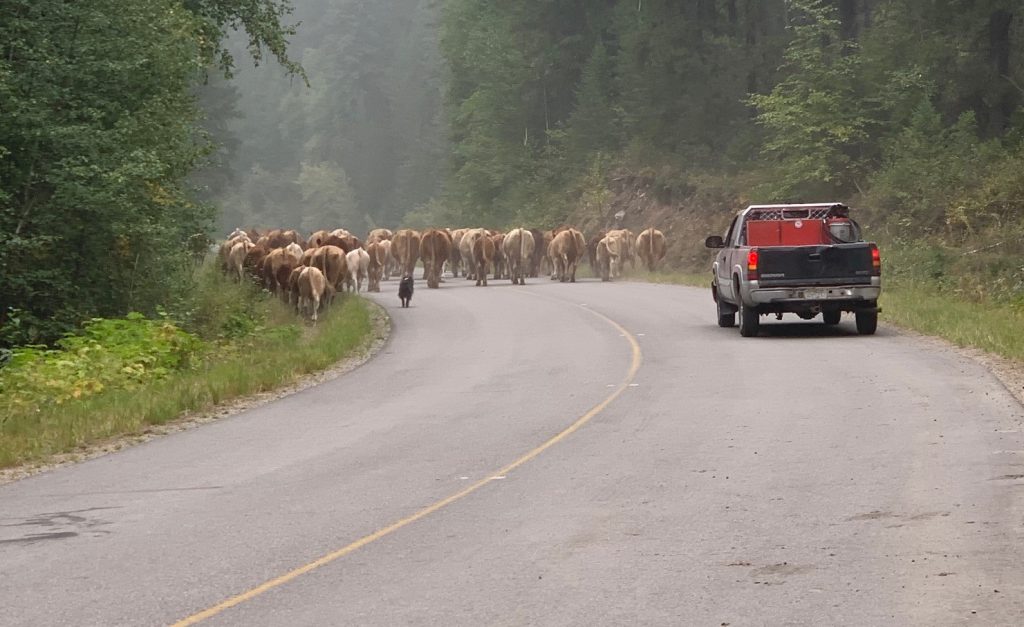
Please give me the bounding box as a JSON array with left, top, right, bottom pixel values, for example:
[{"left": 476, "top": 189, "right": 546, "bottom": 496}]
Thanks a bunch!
[{"left": 398, "top": 275, "right": 414, "bottom": 308}]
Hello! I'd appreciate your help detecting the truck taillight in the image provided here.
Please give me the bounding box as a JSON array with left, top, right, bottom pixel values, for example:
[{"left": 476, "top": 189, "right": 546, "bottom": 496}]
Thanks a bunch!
[
  {"left": 871, "top": 245, "right": 881, "bottom": 276},
  {"left": 747, "top": 248, "right": 759, "bottom": 281}
]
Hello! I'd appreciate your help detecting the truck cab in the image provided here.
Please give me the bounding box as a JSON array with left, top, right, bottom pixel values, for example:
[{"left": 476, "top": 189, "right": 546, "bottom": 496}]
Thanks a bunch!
[{"left": 706, "top": 203, "right": 881, "bottom": 337}]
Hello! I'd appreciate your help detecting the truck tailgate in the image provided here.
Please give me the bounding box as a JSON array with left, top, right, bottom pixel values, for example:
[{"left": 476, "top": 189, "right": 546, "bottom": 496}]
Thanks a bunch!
[{"left": 757, "top": 244, "right": 873, "bottom": 286}]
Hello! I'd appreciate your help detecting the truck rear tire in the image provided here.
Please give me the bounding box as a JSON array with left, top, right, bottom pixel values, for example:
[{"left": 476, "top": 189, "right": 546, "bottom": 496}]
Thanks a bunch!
[
  {"left": 738, "top": 300, "right": 760, "bottom": 337},
  {"left": 717, "top": 297, "right": 736, "bottom": 327},
  {"left": 822, "top": 310, "right": 841, "bottom": 325},
  {"left": 855, "top": 310, "right": 878, "bottom": 335}
]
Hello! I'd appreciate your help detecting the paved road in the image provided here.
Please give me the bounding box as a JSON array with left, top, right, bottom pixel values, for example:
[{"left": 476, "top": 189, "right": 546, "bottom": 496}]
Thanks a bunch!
[{"left": 2, "top": 277, "right": 1023, "bottom": 626}]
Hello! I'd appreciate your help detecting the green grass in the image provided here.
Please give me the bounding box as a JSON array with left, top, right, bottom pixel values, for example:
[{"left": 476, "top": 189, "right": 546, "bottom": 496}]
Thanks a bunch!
[
  {"left": 633, "top": 269, "right": 1024, "bottom": 362},
  {"left": 879, "top": 285, "right": 1024, "bottom": 361},
  {"left": 0, "top": 296, "right": 376, "bottom": 470}
]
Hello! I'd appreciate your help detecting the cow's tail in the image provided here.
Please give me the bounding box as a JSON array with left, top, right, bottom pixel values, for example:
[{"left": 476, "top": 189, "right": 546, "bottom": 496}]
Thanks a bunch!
[{"left": 648, "top": 228, "right": 654, "bottom": 269}]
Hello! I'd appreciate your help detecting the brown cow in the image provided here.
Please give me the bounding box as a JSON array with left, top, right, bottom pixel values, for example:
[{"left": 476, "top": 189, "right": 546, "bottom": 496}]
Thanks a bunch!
[
  {"left": 392, "top": 229, "right": 421, "bottom": 278},
  {"left": 636, "top": 227, "right": 667, "bottom": 271},
  {"left": 243, "top": 243, "right": 270, "bottom": 283},
  {"left": 266, "top": 229, "right": 303, "bottom": 249},
  {"left": 310, "top": 245, "right": 348, "bottom": 292},
  {"left": 548, "top": 228, "right": 583, "bottom": 283},
  {"left": 472, "top": 231, "right": 495, "bottom": 286},
  {"left": 282, "top": 229, "right": 307, "bottom": 249},
  {"left": 502, "top": 228, "right": 535, "bottom": 285},
  {"left": 527, "top": 228, "right": 547, "bottom": 277},
  {"left": 419, "top": 228, "right": 452, "bottom": 289},
  {"left": 323, "top": 233, "right": 359, "bottom": 253},
  {"left": 262, "top": 248, "right": 296, "bottom": 295},
  {"left": 286, "top": 265, "right": 304, "bottom": 310},
  {"left": 587, "top": 230, "right": 607, "bottom": 275},
  {"left": 489, "top": 232, "right": 506, "bottom": 280}
]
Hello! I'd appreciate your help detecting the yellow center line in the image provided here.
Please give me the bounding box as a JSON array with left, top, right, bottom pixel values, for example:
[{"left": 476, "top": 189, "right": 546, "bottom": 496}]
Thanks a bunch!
[{"left": 172, "top": 304, "right": 642, "bottom": 626}]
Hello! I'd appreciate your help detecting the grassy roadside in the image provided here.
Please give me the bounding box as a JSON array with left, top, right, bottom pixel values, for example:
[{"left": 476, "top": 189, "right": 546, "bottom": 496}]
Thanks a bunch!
[
  {"left": 0, "top": 277, "right": 380, "bottom": 470},
  {"left": 629, "top": 270, "right": 1024, "bottom": 362}
]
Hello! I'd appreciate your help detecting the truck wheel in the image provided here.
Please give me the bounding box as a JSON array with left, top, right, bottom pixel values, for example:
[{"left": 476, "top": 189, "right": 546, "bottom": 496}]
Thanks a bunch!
[
  {"left": 855, "top": 310, "right": 878, "bottom": 335},
  {"left": 738, "top": 300, "right": 759, "bottom": 337},
  {"left": 822, "top": 310, "right": 841, "bottom": 325},
  {"left": 716, "top": 295, "right": 735, "bottom": 327}
]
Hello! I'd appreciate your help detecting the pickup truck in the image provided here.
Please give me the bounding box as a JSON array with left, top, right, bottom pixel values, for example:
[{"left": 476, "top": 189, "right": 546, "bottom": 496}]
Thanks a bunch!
[{"left": 705, "top": 203, "right": 881, "bottom": 337}]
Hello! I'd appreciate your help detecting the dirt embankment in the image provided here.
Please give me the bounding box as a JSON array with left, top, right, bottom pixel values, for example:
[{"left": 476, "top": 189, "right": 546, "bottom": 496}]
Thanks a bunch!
[{"left": 568, "top": 171, "right": 738, "bottom": 271}]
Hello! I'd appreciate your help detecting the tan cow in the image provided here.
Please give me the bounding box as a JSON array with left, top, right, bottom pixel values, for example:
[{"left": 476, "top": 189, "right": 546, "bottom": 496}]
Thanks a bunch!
[
  {"left": 219, "top": 232, "right": 250, "bottom": 272},
  {"left": 284, "top": 242, "right": 304, "bottom": 266},
  {"left": 300, "top": 246, "right": 316, "bottom": 267},
  {"left": 227, "top": 239, "right": 254, "bottom": 283},
  {"left": 378, "top": 239, "right": 394, "bottom": 280},
  {"left": 636, "top": 227, "right": 667, "bottom": 271},
  {"left": 297, "top": 266, "right": 328, "bottom": 322},
  {"left": 310, "top": 245, "right": 348, "bottom": 292},
  {"left": 367, "top": 228, "right": 393, "bottom": 244},
  {"left": 392, "top": 229, "right": 421, "bottom": 278},
  {"left": 607, "top": 228, "right": 637, "bottom": 270},
  {"left": 419, "top": 228, "right": 452, "bottom": 289},
  {"left": 603, "top": 230, "right": 629, "bottom": 279},
  {"left": 472, "top": 231, "right": 495, "bottom": 286},
  {"left": 307, "top": 230, "right": 331, "bottom": 249},
  {"left": 548, "top": 228, "right": 584, "bottom": 283},
  {"left": 366, "top": 241, "right": 385, "bottom": 292},
  {"left": 449, "top": 228, "right": 468, "bottom": 278},
  {"left": 459, "top": 228, "right": 487, "bottom": 280},
  {"left": 345, "top": 247, "right": 370, "bottom": 293},
  {"left": 502, "top": 228, "right": 535, "bottom": 285},
  {"left": 596, "top": 236, "right": 612, "bottom": 282}
]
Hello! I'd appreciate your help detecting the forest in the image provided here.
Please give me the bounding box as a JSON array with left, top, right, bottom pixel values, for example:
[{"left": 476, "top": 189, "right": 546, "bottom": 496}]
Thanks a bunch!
[
  {"left": 2, "top": 0, "right": 1023, "bottom": 347},
  {"left": 439, "top": 0, "right": 1024, "bottom": 294}
]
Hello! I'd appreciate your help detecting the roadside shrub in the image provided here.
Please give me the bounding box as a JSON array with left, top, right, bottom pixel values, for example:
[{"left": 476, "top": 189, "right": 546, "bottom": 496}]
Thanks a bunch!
[{"left": 0, "top": 313, "right": 204, "bottom": 416}]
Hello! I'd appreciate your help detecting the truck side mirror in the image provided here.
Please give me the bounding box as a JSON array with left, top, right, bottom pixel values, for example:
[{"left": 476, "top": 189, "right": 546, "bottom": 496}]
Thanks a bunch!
[{"left": 705, "top": 235, "right": 725, "bottom": 249}]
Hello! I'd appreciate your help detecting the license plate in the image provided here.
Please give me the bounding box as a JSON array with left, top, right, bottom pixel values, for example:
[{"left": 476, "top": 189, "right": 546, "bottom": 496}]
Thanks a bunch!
[{"left": 803, "top": 288, "right": 828, "bottom": 299}]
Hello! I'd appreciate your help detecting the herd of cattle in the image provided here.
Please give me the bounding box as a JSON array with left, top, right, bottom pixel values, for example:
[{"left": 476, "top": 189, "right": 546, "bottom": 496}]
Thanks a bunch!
[{"left": 218, "top": 226, "right": 667, "bottom": 320}]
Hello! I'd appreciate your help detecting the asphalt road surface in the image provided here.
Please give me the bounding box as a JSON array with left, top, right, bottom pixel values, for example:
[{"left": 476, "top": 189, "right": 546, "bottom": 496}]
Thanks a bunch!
[{"left": 2, "top": 276, "right": 1023, "bottom": 626}]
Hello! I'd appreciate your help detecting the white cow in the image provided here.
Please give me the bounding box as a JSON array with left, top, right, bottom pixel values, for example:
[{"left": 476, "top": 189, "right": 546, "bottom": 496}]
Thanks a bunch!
[
  {"left": 345, "top": 248, "right": 370, "bottom": 293},
  {"left": 501, "top": 228, "right": 536, "bottom": 286}
]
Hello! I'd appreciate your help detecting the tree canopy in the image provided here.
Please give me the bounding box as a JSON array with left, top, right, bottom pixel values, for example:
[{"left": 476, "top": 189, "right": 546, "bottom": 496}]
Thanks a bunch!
[{"left": 0, "top": 0, "right": 302, "bottom": 345}]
